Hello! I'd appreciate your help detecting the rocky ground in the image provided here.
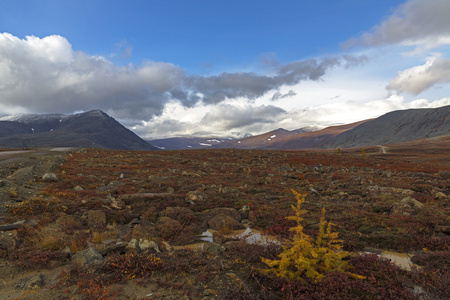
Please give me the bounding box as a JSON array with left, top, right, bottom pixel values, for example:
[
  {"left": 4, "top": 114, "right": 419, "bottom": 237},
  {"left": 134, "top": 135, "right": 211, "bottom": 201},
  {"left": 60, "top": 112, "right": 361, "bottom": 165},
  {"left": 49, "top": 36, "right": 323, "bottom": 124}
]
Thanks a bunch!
[{"left": 0, "top": 147, "right": 449, "bottom": 299}]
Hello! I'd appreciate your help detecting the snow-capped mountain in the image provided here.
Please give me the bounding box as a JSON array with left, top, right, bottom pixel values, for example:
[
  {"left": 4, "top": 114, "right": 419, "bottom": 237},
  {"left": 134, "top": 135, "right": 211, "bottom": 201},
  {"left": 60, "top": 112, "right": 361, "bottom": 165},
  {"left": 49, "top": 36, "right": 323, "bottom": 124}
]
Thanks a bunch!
[{"left": 0, "top": 110, "right": 156, "bottom": 150}]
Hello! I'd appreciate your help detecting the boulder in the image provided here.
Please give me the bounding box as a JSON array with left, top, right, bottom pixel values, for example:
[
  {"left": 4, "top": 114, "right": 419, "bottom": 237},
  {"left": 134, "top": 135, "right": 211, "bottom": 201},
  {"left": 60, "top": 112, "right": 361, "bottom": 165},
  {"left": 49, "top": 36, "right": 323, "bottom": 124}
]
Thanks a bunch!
[
  {"left": 203, "top": 242, "right": 226, "bottom": 255},
  {"left": 207, "top": 214, "right": 245, "bottom": 231},
  {"left": 73, "top": 185, "right": 84, "bottom": 191},
  {"left": 71, "top": 247, "right": 104, "bottom": 266},
  {"left": 391, "top": 196, "right": 424, "bottom": 216},
  {"left": 162, "top": 207, "right": 196, "bottom": 224},
  {"left": 127, "top": 238, "right": 161, "bottom": 253},
  {"left": 42, "top": 173, "right": 58, "bottom": 182},
  {"left": 185, "top": 190, "right": 207, "bottom": 203},
  {"left": 155, "top": 217, "right": 182, "bottom": 238},
  {"left": 0, "top": 230, "right": 19, "bottom": 256},
  {"left": 239, "top": 205, "right": 250, "bottom": 219},
  {"left": 131, "top": 220, "right": 158, "bottom": 240},
  {"left": 15, "top": 274, "right": 46, "bottom": 290},
  {"left": 200, "top": 207, "right": 242, "bottom": 223}
]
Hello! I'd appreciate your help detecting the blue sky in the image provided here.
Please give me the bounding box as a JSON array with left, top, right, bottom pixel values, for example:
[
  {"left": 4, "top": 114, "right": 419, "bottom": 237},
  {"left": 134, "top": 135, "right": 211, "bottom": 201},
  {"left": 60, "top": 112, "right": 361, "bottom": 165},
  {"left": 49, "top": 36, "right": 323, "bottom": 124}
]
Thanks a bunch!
[{"left": 0, "top": 0, "right": 449, "bottom": 138}]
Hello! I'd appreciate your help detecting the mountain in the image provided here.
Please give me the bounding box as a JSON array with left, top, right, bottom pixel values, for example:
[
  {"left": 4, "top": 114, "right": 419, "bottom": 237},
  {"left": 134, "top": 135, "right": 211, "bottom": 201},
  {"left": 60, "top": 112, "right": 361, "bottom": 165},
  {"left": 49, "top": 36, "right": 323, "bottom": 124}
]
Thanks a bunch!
[
  {"left": 0, "top": 110, "right": 157, "bottom": 150},
  {"left": 265, "top": 120, "right": 370, "bottom": 150},
  {"left": 213, "top": 128, "right": 298, "bottom": 149},
  {"left": 321, "top": 105, "right": 450, "bottom": 149}
]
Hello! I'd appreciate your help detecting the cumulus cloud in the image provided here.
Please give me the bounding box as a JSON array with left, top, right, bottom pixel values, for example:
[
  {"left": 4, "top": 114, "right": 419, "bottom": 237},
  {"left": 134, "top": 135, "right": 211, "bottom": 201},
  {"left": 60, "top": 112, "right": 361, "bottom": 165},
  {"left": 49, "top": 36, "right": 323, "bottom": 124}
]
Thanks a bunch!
[
  {"left": 0, "top": 33, "right": 184, "bottom": 119},
  {"left": 387, "top": 54, "right": 450, "bottom": 94},
  {"left": 0, "top": 32, "right": 367, "bottom": 121},
  {"left": 343, "top": 0, "right": 450, "bottom": 50}
]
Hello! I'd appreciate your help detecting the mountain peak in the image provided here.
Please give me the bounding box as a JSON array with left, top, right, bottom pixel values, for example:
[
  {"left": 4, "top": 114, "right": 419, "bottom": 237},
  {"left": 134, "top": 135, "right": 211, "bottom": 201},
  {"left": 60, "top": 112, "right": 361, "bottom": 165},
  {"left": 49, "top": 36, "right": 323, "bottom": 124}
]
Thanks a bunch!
[{"left": 82, "top": 109, "right": 109, "bottom": 118}]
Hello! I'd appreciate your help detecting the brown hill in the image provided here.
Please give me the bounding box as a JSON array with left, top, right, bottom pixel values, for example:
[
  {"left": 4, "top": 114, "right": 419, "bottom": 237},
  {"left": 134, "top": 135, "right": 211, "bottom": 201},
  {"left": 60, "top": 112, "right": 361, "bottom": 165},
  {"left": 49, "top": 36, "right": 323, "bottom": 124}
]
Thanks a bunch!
[
  {"left": 213, "top": 128, "right": 297, "bottom": 149},
  {"left": 266, "top": 120, "right": 370, "bottom": 150}
]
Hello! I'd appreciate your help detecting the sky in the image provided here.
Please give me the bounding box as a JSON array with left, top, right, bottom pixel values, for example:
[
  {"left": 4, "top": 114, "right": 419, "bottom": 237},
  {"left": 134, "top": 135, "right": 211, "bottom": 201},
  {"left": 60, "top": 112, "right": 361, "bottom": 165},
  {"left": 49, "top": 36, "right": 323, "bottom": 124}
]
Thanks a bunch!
[{"left": 0, "top": 0, "right": 450, "bottom": 139}]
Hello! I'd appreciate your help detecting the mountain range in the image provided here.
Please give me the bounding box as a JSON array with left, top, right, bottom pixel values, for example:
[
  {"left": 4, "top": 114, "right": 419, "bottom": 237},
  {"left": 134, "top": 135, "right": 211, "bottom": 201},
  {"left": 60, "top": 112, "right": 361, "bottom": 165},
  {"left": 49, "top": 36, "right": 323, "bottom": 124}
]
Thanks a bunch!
[
  {"left": 0, "top": 105, "right": 448, "bottom": 151},
  {"left": 149, "top": 105, "right": 449, "bottom": 150}
]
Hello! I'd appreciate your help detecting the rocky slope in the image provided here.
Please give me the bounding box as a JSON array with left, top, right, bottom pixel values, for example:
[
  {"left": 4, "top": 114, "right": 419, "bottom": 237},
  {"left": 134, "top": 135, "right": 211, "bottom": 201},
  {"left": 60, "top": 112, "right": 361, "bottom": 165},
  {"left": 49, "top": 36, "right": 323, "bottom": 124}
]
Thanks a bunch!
[{"left": 321, "top": 105, "right": 450, "bottom": 149}]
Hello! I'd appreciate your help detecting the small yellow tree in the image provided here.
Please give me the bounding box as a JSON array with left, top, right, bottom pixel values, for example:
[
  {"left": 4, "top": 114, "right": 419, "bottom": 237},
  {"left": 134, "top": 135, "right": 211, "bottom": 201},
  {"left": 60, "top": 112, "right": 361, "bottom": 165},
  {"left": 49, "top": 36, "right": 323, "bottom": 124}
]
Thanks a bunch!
[{"left": 262, "top": 190, "right": 363, "bottom": 281}]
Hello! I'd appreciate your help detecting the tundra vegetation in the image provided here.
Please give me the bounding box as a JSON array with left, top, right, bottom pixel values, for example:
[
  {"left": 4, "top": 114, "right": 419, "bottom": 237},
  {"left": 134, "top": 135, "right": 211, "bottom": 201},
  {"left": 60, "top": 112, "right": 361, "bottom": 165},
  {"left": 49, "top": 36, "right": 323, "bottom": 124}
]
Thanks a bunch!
[{"left": 0, "top": 147, "right": 448, "bottom": 299}]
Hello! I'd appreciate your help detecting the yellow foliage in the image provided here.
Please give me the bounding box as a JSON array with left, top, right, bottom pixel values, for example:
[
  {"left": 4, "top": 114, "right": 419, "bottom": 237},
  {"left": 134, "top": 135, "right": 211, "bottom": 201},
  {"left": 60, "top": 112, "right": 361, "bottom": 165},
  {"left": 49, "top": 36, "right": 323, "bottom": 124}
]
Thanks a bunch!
[{"left": 262, "top": 190, "right": 364, "bottom": 281}]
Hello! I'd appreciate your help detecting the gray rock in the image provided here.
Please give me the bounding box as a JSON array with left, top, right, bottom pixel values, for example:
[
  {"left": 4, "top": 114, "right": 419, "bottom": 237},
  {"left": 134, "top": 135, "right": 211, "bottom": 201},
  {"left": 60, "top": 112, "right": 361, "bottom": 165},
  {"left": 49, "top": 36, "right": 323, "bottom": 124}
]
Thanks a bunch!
[
  {"left": 239, "top": 205, "right": 250, "bottom": 219},
  {"left": 73, "top": 185, "right": 84, "bottom": 191},
  {"left": 15, "top": 274, "right": 46, "bottom": 290},
  {"left": 185, "top": 190, "right": 207, "bottom": 203},
  {"left": 139, "top": 239, "right": 161, "bottom": 253},
  {"left": 203, "top": 242, "right": 226, "bottom": 255},
  {"left": 71, "top": 247, "right": 104, "bottom": 266},
  {"left": 42, "top": 173, "right": 58, "bottom": 181}
]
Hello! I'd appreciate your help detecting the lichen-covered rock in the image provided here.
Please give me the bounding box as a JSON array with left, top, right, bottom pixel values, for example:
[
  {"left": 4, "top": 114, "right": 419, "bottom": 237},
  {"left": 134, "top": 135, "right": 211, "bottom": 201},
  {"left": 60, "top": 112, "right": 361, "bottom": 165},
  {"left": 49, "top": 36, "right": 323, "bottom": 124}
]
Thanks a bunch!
[{"left": 71, "top": 247, "right": 104, "bottom": 266}]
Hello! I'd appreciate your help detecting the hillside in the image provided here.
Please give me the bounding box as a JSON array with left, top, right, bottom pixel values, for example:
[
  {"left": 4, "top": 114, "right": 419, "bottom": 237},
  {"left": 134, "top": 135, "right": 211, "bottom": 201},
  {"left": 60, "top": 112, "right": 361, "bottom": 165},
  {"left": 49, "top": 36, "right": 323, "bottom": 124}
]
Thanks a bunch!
[
  {"left": 213, "top": 128, "right": 298, "bottom": 149},
  {"left": 0, "top": 110, "right": 157, "bottom": 150},
  {"left": 322, "top": 105, "right": 450, "bottom": 149},
  {"left": 266, "top": 120, "right": 369, "bottom": 150}
]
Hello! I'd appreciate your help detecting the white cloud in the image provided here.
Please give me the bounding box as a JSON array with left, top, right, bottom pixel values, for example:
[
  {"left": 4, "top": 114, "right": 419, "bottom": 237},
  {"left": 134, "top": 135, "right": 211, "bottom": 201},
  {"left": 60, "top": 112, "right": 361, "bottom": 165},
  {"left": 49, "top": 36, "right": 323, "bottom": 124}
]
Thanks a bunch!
[
  {"left": 0, "top": 33, "right": 184, "bottom": 119},
  {"left": 343, "top": 0, "right": 450, "bottom": 51},
  {"left": 387, "top": 54, "right": 450, "bottom": 94}
]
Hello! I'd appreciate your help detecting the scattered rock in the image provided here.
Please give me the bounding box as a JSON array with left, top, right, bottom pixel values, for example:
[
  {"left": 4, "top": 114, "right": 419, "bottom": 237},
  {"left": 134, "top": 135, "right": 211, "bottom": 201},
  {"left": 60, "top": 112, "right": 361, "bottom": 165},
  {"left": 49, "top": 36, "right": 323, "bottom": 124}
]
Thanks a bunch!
[
  {"left": 71, "top": 247, "right": 104, "bottom": 266},
  {"left": 97, "top": 180, "right": 123, "bottom": 193},
  {"left": 368, "top": 186, "right": 415, "bottom": 196}
]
